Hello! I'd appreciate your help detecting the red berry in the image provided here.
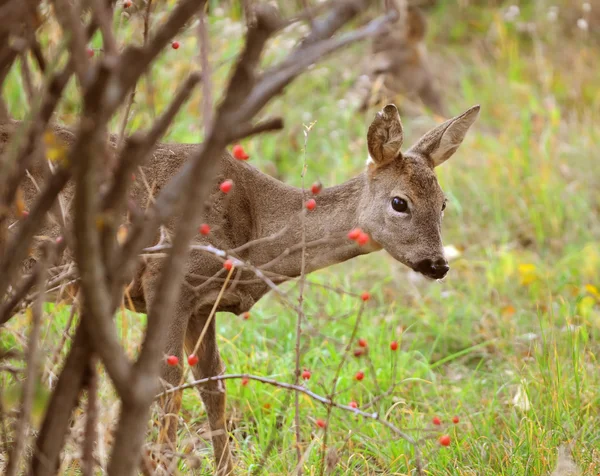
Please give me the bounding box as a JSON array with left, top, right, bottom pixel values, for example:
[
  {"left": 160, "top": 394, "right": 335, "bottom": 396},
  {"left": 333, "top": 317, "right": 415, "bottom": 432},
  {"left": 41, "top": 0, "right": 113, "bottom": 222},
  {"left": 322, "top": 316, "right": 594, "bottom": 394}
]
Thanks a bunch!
[
  {"left": 302, "top": 370, "right": 311, "bottom": 380},
  {"left": 358, "top": 338, "right": 367, "bottom": 348},
  {"left": 439, "top": 434, "right": 451, "bottom": 446},
  {"left": 355, "top": 371, "right": 364, "bottom": 381},
  {"left": 223, "top": 259, "right": 234, "bottom": 271},
  {"left": 56, "top": 236, "right": 64, "bottom": 244},
  {"left": 241, "top": 312, "right": 250, "bottom": 320},
  {"left": 305, "top": 198, "right": 316, "bottom": 211},
  {"left": 347, "top": 228, "right": 361, "bottom": 240},
  {"left": 123, "top": 0, "right": 132, "bottom": 7},
  {"left": 171, "top": 41, "right": 180, "bottom": 50},
  {"left": 349, "top": 401, "right": 358, "bottom": 409},
  {"left": 390, "top": 340, "right": 399, "bottom": 351},
  {"left": 360, "top": 292, "right": 371, "bottom": 302},
  {"left": 316, "top": 419, "right": 326, "bottom": 428},
  {"left": 311, "top": 181, "right": 322, "bottom": 195},
  {"left": 353, "top": 348, "right": 364, "bottom": 357},
  {"left": 433, "top": 416, "right": 441, "bottom": 426},
  {"left": 86, "top": 48, "right": 94, "bottom": 58},
  {"left": 199, "top": 223, "right": 210, "bottom": 235},
  {"left": 166, "top": 355, "right": 179, "bottom": 366},
  {"left": 219, "top": 179, "right": 233, "bottom": 193},
  {"left": 232, "top": 144, "right": 249, "bottom": 160},
  {"left": 263, "top": 402, "right": 271, "bottom": 410},
  {"left": 241, "top": 377, "right": 249, "bottom": 386},
  {"left": 21, "top": 210, "right": 29, "bottom": 218},
  {"left": 452, "top": 416, "right": 459, "bottom": 424},
  {"left": 187, "top": 354, "right": 199, "bottom": 366},
  {"left": 131, "top": 173, "right": 136, "bottom": 181},
  {"left": 357, "top": 232, "right": 370, "bottom": 246}
]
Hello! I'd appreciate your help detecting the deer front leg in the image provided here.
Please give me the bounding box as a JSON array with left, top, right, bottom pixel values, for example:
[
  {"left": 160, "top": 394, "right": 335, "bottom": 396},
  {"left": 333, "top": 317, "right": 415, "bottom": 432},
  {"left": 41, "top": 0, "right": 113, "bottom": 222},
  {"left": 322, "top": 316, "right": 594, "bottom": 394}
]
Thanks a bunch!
[
  {"left": 142, "top": 295, "right": 191, "bottom": 469},
  {"left": 157, "top": 356, "right": 184, "bottom": 451},
  {"left": 185, "top": 314, "right": 233, "bottom": 476},
  {"left": 152, "top": 314, "right": 189, "bottom": 473}
]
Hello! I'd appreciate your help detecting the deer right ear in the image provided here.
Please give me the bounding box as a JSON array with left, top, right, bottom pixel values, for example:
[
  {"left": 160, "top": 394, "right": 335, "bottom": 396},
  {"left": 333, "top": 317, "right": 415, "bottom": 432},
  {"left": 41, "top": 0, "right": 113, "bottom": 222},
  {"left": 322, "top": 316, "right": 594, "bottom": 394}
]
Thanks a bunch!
[
  {"left": 408, "top": 105, "right": 480, "bottom": 167},
  {"left": 367, "top": 104, "right": 404, "bottom": 168}
]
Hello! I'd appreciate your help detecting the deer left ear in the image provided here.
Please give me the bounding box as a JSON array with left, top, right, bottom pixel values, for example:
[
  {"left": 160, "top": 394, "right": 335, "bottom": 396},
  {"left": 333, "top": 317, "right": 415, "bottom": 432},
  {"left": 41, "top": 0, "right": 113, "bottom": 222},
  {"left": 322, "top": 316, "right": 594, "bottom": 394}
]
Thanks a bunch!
[
  {"left": 408, "top": 105, "right": 480, "bottom": 167},
  {"left": 366, "top": 104, "right": 404, "bottom": 168}
]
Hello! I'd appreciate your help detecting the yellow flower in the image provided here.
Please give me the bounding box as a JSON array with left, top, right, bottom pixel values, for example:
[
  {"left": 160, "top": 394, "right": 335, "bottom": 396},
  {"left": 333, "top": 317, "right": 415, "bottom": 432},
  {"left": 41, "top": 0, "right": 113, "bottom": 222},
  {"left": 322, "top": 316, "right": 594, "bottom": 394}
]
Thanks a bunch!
[
  {"left": 518, "top": 263, "right": 537, "bottom": 285},
  {"left": 584, "top": 284, "right": 599, "bottom": 299},
  {"left": 577, "top": 296, "right": 596, "bottom": 318}
]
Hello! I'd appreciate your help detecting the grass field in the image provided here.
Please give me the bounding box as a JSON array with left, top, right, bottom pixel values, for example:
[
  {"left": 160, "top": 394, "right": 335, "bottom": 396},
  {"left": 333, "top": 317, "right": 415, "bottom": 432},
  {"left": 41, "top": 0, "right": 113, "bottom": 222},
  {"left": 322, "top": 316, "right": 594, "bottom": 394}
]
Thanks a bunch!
[{"left": 1, "top": 1, "right": 600, "bottom": 474}]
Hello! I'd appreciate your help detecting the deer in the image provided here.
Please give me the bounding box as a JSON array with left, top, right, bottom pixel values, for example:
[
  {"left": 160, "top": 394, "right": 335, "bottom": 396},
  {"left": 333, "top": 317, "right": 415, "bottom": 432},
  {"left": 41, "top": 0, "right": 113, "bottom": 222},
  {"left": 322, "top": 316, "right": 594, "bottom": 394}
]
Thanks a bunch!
[
  {"left": 356, "top": 5, "right": 447, "bottom": 117},
  {"left": 0, "top": 102, "right": 479, "bottom": 474}
]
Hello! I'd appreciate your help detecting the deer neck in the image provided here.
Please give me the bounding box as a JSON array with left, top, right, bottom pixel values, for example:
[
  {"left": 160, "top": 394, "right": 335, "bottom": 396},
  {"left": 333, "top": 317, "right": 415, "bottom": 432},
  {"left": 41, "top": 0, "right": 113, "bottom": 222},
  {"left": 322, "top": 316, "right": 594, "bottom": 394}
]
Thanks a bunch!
[{"left": 248, "top": 172, "right": 381, "bottom": 278}]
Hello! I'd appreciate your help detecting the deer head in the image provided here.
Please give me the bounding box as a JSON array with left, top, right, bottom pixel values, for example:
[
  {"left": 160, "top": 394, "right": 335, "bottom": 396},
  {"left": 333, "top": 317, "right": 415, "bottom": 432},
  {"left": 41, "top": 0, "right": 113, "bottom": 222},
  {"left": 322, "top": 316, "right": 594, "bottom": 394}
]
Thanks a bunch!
[{"left": 358, "top": 104, "right": 480, "bottom": 279}]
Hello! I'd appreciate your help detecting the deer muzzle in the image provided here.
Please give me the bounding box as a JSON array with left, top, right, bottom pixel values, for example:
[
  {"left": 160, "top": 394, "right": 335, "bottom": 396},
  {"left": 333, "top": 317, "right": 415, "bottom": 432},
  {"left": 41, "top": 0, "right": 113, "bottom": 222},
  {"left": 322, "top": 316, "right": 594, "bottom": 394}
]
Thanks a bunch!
[{"left": 414, "top": 257, "right": 449, "bottom": 280}]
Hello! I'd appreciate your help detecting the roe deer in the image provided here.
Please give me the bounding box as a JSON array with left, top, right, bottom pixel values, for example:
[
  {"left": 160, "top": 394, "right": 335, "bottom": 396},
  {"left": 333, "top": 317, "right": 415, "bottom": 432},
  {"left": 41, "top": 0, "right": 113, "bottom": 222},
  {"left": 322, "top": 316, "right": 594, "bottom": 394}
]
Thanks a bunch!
[
  {"left": 1, "top": 103, "right": 479, "bottom": 474},
  {"left": 357, "top": 5, "right": 447, "bottom": 117}
]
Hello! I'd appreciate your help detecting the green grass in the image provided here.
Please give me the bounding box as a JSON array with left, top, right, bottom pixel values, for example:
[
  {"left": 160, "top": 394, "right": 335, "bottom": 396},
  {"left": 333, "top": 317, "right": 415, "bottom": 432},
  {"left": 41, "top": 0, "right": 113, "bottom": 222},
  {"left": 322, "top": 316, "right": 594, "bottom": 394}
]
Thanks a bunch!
[{"left": 2, "top": 1, "right": 600, "bottom": 474}]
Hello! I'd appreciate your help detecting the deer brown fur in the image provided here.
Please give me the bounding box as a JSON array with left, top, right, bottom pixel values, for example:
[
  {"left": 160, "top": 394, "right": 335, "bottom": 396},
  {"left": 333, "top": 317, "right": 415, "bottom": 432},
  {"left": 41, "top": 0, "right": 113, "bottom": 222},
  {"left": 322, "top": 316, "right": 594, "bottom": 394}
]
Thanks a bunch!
[
  {"left": 358, "top": 5, "right": 447, "bottom": 117},
  {"left": 0, "top": 103, "right": 479, "bottom": 474}
]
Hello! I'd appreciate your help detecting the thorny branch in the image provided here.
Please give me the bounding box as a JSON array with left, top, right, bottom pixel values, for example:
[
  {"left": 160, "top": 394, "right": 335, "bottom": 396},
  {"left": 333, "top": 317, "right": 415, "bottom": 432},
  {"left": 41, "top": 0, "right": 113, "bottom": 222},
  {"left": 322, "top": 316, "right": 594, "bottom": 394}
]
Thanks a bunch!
[{"left": 156, "top": 372, "right": 424, "bottom": 472}]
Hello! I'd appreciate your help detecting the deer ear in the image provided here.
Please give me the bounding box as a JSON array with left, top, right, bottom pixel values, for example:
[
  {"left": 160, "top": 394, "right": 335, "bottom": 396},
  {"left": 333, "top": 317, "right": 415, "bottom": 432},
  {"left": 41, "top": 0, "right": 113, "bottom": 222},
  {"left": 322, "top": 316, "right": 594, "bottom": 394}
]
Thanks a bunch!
[
  {"left": 367, "top": 104, "right": 404, "bottom": 168},
  {"left": 407, "top": 6, "right": 427, "bottom": 41},
  {"left": 408, "top": 105, "right": 480, "bottom": 167}
]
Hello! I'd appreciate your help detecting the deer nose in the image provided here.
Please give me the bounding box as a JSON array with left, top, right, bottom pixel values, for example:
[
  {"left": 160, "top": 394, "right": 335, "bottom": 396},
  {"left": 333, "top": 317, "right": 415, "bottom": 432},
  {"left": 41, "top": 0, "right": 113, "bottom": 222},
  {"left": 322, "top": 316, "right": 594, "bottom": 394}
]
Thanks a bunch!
[{"left": 415, "top": 258, "right": 449, "bottom": 279}]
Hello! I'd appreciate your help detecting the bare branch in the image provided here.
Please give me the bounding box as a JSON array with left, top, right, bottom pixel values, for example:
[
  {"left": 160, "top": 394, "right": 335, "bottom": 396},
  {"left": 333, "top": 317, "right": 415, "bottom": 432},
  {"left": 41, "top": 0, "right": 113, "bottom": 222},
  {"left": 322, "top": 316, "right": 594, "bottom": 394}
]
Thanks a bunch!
[
  {"left": 228, "top": 116, "right": 284, "bottom": 143},
  {"left": 197, "top": 4, "right": 212, "bottom": 133},
  {"left": 31, "top": 324, "right": 91, "bottom": 475},
  {"left": 89, "top": 0, "right": 118, "bottom": 56},
  {"left": 51, "top": 0, "right": 89, "bottom": 84},
  {"left": 5, "top": 251, "right": 47, "bottom": 476},
  {"left": 72, "top": 70, "right": 133, "bottom": 397},
  {"left": 82, "top": 358, "right": 98, "bottom": 476},
  {"left": 157, "top": 372, "right": 422, "bottom": 465},
  {"left": 236, "top": 8, "right": 398, "bottom": 124}
]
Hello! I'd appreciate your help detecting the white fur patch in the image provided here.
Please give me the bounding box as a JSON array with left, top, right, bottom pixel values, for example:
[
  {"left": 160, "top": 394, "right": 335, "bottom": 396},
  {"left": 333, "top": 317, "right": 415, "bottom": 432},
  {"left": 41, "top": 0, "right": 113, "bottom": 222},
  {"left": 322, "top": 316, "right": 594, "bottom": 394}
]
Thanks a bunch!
[{"left": 366, "top": 154, "right": 375, "bottom": 166}]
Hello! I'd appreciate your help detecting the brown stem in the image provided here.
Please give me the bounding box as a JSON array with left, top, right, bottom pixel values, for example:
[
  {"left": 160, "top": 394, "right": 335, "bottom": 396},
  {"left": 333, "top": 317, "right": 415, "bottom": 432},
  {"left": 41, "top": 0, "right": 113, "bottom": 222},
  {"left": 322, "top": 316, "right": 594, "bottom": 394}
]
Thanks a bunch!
[
  {"left": 31, "top": 323, "right": 91, "bottom": 476},
  {"left": 197, "top": 4, "right": 212, "bottom": 134},
  {"left": 82, "top": 358, "right": 98, "bottom": 476},
  {"left": 293, "top": 122, "right": 312, "bottom": 473},
  {"left": 5, "top": 253, "right": 46, "bottom": 476}
]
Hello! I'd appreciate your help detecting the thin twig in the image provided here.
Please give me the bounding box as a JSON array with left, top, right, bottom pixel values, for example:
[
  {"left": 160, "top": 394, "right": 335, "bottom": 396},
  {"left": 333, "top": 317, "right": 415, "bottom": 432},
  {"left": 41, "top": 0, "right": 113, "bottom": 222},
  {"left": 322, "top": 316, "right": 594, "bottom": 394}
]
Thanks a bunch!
[
  {"left": 319, "top": 301, "right": 366, "bottom": 475},
  {"left": 82, "top": 357, "right": 98, "bottom": 476},
  {"left": 5, "top": 250, "right": 47, "bottom": 476},
  {"left": 197, "top": 3, "right": 212, "bottom": 134},
  {"left": 143, "top": 0, "right": 156, "bottom": 116},
  {"left": 293, "top": 121, "right": 314, "bottom": 473},
  {"left": 45, "top": 300, "right": 78, "bottom": 386},
  {"left": 156, "top": 372, "right": 421, "bottom": 461}
]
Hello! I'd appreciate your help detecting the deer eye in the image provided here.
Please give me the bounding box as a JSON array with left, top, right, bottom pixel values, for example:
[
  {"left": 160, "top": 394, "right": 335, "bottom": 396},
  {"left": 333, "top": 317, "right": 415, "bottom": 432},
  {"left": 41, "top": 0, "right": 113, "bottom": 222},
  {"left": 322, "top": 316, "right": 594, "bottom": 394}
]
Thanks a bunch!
[
  {"left": 442, "top": 201, "right": 447, "bottom": 212},
  {"left": 391, "top": 197, "right": 408, "bottom": 213}
]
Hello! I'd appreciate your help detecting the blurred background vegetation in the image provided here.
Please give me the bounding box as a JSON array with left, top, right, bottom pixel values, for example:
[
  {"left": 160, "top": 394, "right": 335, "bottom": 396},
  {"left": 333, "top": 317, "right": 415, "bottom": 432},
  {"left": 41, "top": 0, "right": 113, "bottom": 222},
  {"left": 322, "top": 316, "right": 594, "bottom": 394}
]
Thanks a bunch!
[{"left": 1, "top": 0, "right": 599, "bottom": 474}]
